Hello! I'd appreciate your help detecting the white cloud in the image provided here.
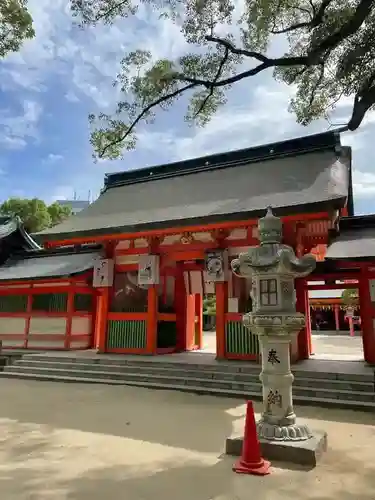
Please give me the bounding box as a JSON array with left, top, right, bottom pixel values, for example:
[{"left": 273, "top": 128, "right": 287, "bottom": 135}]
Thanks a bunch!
[
  {"left": 65, "top": 90, "right": 79, "bottom": 102},
  {"left": 352, "top": 170, "right": 375, "bottom": 197},
  {"left": 0, "top": 100, "right": 42, "bottom": 149},
  {"left": 0, "top": 136, "right": 27, "bottom": 150},
  {"left": 46, "top": 185, "right": 76, "bottom": 204},
  {"left": 1, "top": 0, "right": 188, "bottom": 112},
  {"left": 136, "top": 81, "right": 307, "bottom": 162},
  {"left": 45, "top": 153, "right": 64, "bottom": 163}
]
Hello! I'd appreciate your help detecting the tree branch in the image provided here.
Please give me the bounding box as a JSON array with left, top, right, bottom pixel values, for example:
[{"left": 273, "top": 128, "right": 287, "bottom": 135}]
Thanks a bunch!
[
  {"left": 79, "top": 0, "right": 130, "bottom": 24},
  {"left": 174, "top": 55, "right": 312, "bottom": 89},
  {"left": 101, "top": 0, "right": 129, "bottom": 20},
  {"left": 96, "top": 1, "right": 375, "bottom": 157},
  {"left": 347, "top": 70, "right": 375, "bottom": 130},
  {"left": 271, "top": 0, "right": 334, "bottom": 34},
  {"left": 310, "top": 0, "right": 374, "bottom": 58},
  {"left": 308, "top": 63, "right": 325, "bottom": 108},
  {"left": 98, "top": 40, "right": 316, "bottom": 158},
  {"left": 347, "top": 92, "right": 374, "bottom": 130},
  {"left": 99, "top": 83, "right": 196, "bottom": 158},
  {"left": 193, "top": 47, "right": 229, "bottom": 118},
  {"left": 205, "top": 35, "right": 269, "bottom": 63}
]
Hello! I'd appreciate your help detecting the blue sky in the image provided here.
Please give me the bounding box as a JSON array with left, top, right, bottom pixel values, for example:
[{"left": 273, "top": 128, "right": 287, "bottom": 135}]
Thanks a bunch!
[{"left": 0, "top": 0, "right": 374, "bottom": 214}]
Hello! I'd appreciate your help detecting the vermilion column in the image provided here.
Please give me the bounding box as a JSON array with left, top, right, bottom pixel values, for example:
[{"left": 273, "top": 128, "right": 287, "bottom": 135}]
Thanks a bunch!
[
  {"left": 334, "top": 304, "right": 340, "bottom": 331},
  {"left": 174, "top": 262, "right": 186, "bottom": 351},
  {"left": 94, "top": 287, "right": 109, "bottom": 352},
  {"left": 295, "top": 278, "right": 310, "bottom": 360},
  {"left": 358, "top": 268, "right": 375, "bottom": 363},
  {"left": 215, "top": 281, "right": 227, "bottom": 359},
  {"left": 195, "top": 293, "right": 203, "bottom": 349},
  {"left": 146, "top": 285, "right": 158, "bottom": 354}
]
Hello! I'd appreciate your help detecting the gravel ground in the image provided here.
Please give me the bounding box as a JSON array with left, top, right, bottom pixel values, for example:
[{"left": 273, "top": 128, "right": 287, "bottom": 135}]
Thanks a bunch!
[{"left": 0, "top": 378, "right": 374, "bottom": 500}]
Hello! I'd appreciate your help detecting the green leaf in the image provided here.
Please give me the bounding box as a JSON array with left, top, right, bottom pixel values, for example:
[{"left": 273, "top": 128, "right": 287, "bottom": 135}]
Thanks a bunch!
[
  {"left": 0, "top": 0, "right": 35, "bottom": 58},
  {"left": 71, "top": 0, "right": 375, "bottom": 159}
]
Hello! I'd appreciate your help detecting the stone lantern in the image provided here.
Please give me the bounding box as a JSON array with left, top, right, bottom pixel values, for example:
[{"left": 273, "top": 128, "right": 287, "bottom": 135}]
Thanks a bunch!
[{"left": 231, "top": 207, "right": 316, "bottom": 442}]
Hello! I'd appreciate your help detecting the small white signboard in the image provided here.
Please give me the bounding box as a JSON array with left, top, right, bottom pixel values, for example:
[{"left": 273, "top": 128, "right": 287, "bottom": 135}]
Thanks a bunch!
[
  {"left": 138, "top": 254, "right": 160, "bottom": 286},
  {"left": 205, "top": 250, "right": 228, "bottom": 282},
  {"left": 93, "top": 258, "right": 114, "bottom": 288}
]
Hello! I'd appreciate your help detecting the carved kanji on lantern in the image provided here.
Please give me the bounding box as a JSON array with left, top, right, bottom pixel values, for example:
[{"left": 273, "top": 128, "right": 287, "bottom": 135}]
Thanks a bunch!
[{"left": 267, "top": 349, "right": 280, "bottom": 365}]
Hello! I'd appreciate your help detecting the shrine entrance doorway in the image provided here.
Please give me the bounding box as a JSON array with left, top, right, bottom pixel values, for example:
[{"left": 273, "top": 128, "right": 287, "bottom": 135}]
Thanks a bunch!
[{"left": 306, "top": 278, "right": 364, "bottom": 362}]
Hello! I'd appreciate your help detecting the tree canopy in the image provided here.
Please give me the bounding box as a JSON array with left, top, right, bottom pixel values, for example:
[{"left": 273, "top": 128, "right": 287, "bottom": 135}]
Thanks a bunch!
[
  {"left": 341, "top": 288, "right": 359, "bottom": 306},
  {"left": 0, "top": 0, "right": 34, "bottom": 58},
  {"left": 203, "top": 294, "right": 216, "bottom": 316},
  {"left": 0, "top": 198, "right": 72, "bottom": 233},
  {"left": 70, "top": 0, "right": 375, "bottom": 160}
]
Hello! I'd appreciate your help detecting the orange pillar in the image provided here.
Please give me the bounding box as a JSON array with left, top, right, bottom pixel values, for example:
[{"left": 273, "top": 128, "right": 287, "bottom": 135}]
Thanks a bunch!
[
  {"left": 185, "top": 294, "right": 196, "bottom": 350},
  {"left": 334, "top": 304, "right": 340, "bottom": 331},
  {"left": 215, "top": 281, "right": 227, "bottom": 359},
  {"left": 64, "top": 291, "right": 74, "bottom": 349},
  {"left": 306, "top": 292, "right": 313, "bottom": 355},
  {"left": 174, "top": 262, "right": 186, "bottom": 351},
  {"left": 296, "top": 278, "right": 310, "bottom": 360},
  {"left": 358, "top": 269, "right": 375, "bottom": 363},
  {"left": 94, "top": 287, "right": 109, "bottom": 353},
  {"left": 146, "top": 285, "right": 158, "bottom": 354},
  {"left": 195, "top": 293, "right": 203, "bottom": 349}
]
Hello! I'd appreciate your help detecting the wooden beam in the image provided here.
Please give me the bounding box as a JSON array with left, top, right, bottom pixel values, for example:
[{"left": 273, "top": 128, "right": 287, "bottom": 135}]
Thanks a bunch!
[{"left": 44, "top": 211, "right": 331, "bottom": 247}]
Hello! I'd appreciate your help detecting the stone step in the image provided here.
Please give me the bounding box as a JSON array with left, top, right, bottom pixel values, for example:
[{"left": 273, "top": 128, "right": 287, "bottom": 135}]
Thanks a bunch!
[
  {"left": 4, "top": 364, "right": 375, "bottom": 404},
  {"left": 1, "top": 370, "right": 374, "bottom": 412},
  {"left": 20, "top": 354, "right": 375, "bottom": 383},
  {"left": 12, "top": 359, "right": 375, "bottom": 392},
  {"left": 3, "top": 365, "right": 262, "bottom": 393},
  {"left": 13, "top": 359, "right": 261, "bottom": 382},
  {"left": 293, "top": 377, "right": 373, "bottom": 393},
  {"left": 292, "top": 368, "right": 374, "bottom": 383},
  {"left": 18, "top": 354, "right": 260, "bottom": 374}
]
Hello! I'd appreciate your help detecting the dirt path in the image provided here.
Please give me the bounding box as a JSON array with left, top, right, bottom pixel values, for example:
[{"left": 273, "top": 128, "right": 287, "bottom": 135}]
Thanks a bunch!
[{"left": 0, "top": 379, "right": 374, "bottom": 500}]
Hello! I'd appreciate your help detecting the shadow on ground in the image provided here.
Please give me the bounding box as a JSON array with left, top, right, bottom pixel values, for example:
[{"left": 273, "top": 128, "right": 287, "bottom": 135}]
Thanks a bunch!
[
  {"left": 0, "top": 379, "right": 236, "bottom": 454},
  {"left": 0, "top": 435, "right": 374, "bottom": 500},
  {"left": 0, "top": 379, "right": 374, "bottom": 499},
  {"left": 0, "top": 378, "right": 374, "bottom": 450}
]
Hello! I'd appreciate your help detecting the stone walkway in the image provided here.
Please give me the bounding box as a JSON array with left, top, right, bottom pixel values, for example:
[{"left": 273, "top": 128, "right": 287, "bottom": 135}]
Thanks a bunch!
[
  {"left": 201, "top": 330, "right": 363, "bottom": 361},
  {"left": 0, "top": 379, "right": 374, "bottom": 499}
]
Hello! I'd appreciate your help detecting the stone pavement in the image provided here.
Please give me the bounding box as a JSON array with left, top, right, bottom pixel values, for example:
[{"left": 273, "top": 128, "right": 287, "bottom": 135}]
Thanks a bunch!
[
  {"left": 0, "top": 379, "right": 374, "bottom": 500},
  {"left": 202, "top": 330, "right": 363, "bottom": 360}
]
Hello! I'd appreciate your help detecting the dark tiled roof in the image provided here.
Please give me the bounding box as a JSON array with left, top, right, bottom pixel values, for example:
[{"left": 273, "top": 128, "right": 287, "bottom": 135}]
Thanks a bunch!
[
  {"left": 36, "top": 131, "right": 351, "bottom": 242},
  {"left": 0, "top": 251, "right": 99, "bottom": 281},
  {"left": 105, "top": 130, "right": 342, "bottom": 188},
  {"left": 0, "top": 216, "right": 41, "bottom": 250},
  {"left": 326, "top": 215, "right": 375, "bottom": 260}
]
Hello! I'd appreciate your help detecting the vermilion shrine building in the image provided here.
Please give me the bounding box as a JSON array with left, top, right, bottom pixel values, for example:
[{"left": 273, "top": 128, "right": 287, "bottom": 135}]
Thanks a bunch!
[{"left": 0, "top": 130, "right": 374, "bottom": 364}]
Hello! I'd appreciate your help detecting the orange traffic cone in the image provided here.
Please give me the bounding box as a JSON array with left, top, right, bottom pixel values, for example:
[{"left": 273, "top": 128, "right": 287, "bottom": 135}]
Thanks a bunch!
[{"left": 233, "top": 401, "right": 271, "bottom": 476}]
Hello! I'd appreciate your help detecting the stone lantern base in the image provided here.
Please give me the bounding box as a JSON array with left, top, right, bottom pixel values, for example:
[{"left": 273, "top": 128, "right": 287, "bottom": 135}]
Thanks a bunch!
[
  {"left": 256, "top": 418, "right": 313, "bottom": 441},
  {"left": 225, "top": 430, "right": 328, "bottom": 468}
]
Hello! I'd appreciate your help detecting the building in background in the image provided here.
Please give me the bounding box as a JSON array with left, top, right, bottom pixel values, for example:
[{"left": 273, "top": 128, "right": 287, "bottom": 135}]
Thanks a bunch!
[{"left": 56, "top": 200, "right": 90, "bottom": 215}]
